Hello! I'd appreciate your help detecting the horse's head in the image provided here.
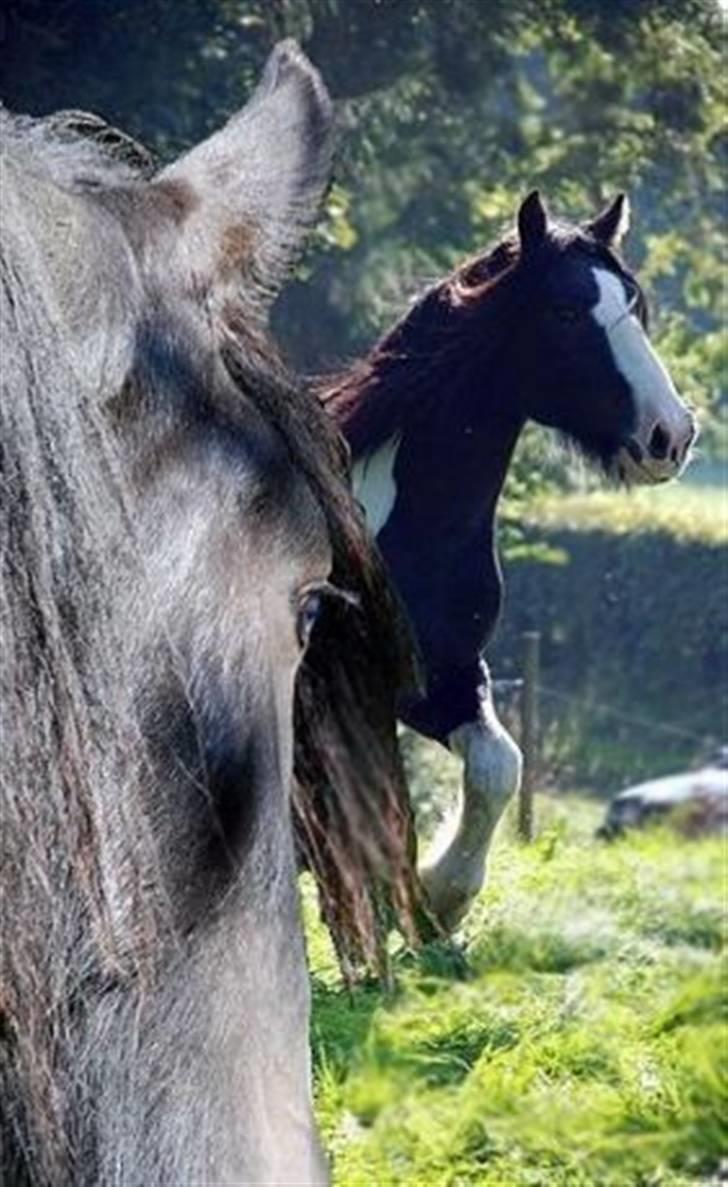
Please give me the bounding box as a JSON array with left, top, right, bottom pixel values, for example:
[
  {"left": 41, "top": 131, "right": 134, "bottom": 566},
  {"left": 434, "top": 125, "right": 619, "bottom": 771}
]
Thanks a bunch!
[
  {"left": 1, "top": 42, "right": 416, "bottom": 1186},
  {"left": 508, "top": 191, "right": 696, "bottom": 482}
]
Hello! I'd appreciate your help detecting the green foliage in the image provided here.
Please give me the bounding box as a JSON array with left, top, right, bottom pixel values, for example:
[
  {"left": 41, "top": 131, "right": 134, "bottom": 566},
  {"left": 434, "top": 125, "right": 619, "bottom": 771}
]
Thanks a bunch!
[
  {"left": 307, "top": 791, "right": 727, "bottom": 1185},
  {"left": 3, "top": 1, "right": 725, "bottom": 450}
]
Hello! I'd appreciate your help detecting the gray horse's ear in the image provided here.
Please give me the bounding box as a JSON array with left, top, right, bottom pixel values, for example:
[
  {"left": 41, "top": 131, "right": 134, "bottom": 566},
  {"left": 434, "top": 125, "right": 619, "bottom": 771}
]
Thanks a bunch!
[
  {"left": 517, "top": 190, "right": 548, "bottom": 255},
  {"left": 157, "top": 40, "right": 334, "bottom": 314},
  {"left": 587, "top": 193, "right": 631, "bottom": 249}
]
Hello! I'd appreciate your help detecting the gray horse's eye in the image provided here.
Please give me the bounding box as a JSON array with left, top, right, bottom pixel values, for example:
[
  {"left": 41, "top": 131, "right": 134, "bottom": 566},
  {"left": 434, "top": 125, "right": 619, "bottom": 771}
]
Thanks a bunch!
[
  {"left": 296, "top": 590, "right": 325, "bottom": 648},
  {"left": 295, "top": 581, "right": 358, "bottom": 649}
]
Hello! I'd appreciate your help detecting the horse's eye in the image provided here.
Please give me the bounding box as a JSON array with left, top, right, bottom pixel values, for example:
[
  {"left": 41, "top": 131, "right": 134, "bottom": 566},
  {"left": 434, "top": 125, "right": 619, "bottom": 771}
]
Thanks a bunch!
[
  {"left": 552, "top": 304, "right": 581, "bottom": 323},
  {"left": 296, "top": 590, "right": 324, "bottom": 649}
]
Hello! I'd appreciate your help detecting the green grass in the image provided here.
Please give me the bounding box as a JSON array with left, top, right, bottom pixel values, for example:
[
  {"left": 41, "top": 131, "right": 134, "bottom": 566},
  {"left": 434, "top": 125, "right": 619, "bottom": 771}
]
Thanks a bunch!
[
  {"left": 306, "top": 748, "right": 727, "bottom": 1186},
  {"left": 528, "top": 481, "right": 726, "bottom": 546}
]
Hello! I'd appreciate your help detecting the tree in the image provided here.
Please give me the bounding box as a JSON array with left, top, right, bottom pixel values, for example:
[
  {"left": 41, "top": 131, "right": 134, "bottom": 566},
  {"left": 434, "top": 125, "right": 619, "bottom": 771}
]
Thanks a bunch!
[{"left": 3, "top": 0, "right": 724, "bottom": 438}]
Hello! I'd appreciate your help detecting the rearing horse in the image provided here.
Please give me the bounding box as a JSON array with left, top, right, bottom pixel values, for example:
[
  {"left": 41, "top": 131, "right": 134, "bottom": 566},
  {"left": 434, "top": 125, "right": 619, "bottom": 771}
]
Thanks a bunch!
[{"left": 322, "top": 191, "right": 697, "bottom": 930}]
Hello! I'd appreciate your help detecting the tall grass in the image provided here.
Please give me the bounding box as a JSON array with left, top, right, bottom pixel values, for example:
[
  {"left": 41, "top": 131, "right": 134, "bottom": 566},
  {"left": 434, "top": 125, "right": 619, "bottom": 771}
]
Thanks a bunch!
[{"left": 306, "top": 748, "right": 726, "bottom": 1185}]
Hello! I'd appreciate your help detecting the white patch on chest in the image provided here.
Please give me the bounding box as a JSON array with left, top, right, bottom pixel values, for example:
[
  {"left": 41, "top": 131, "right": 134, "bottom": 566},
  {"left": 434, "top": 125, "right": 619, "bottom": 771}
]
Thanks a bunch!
[
  {"left": 591, "top": 267, "right": 679, "bottom": 432},
  {"left": 351, "top": 434, "right": 401, "bottom": 537}
]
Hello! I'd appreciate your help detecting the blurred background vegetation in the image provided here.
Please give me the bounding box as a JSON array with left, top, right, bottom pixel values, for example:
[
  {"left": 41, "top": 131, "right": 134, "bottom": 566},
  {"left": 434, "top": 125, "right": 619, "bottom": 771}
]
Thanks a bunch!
[{"left": 2, "top": 0, "right": 726, "bottom": 786}]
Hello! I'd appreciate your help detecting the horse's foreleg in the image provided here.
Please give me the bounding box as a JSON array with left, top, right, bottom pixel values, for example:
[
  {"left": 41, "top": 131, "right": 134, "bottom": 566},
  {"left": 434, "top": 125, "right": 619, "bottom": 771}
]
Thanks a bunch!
[{"left": 419, "top": 693, "right": 521, "bottom": 931}]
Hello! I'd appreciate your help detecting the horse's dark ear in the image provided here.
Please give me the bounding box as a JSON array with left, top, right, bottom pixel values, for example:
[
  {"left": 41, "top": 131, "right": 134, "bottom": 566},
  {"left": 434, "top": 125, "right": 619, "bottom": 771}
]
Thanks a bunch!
[
  {"left": 517, "top": 190, "right": 548, "bottom": 255},
  {"left": 157, "top": 40, "right": 334, "bottom": 314},
  {"left": 586, "top": 193, "right": 631, "bottom": 249}
]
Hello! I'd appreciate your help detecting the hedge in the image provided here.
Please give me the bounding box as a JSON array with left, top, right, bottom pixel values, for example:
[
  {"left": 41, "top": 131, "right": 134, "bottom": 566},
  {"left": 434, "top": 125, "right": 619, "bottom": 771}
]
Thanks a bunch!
[{"left": 489, "top": 508, "right": 727, "bottom": 790}]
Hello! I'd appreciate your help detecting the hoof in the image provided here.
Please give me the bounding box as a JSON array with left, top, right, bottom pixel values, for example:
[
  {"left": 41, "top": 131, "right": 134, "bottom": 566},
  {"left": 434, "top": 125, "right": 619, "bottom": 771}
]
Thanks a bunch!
[{"left": 418, "top": 865, "right": 478, "bottom": 934}]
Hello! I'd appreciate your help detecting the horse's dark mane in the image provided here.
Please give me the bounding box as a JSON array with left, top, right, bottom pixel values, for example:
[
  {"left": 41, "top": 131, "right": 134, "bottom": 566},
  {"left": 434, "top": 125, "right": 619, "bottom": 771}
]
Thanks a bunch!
[
  {"left": 1, "top": 115, "right": 423, "bottom": 1182},
  {"left": 218, "top": 312, "right": 424, "bottom": 967},
  {"left": 320, "top": 223, "right": 645, "bottom": 455}
]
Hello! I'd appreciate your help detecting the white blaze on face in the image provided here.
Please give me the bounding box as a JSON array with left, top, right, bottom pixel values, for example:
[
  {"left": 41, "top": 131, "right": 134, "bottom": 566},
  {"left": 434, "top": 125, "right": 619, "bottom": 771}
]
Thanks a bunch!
[
  {"left": 351, "top": 434, "right": 401, "bottom": 537},
  {"left": 591, "top": 267, "right": 693, "bottom": 482}
]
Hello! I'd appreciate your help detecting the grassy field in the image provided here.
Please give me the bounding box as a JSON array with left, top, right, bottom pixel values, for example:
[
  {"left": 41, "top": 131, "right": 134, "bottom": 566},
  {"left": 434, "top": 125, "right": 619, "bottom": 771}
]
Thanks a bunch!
[
  {"left": 527, "top": 477, "right": 727, "bottom": 546},
  {"left": 305, "top": 742, "right": 726, "bottom": 1186}
]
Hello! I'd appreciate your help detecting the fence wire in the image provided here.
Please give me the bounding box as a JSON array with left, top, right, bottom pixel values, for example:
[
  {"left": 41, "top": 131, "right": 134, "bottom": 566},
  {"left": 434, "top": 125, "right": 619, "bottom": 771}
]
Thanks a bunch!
[{"left": 535, "top": 682, "right": 713, "bottom": 745}]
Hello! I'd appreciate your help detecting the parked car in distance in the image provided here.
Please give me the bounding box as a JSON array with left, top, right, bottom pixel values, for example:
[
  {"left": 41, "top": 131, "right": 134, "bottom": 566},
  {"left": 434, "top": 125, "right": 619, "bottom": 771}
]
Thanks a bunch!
[{"left": 597, "top": 749, "right": 728, "bottom": 839}]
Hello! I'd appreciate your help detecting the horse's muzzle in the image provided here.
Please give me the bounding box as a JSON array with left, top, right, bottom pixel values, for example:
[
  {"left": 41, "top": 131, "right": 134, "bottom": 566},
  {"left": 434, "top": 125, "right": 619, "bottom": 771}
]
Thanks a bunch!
[{"left": 616, "top": 411, "right": 698, "bottom": 485}]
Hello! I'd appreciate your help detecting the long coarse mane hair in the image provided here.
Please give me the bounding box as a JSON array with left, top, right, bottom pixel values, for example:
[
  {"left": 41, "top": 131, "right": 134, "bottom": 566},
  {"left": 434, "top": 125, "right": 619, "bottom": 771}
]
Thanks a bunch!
[
  {"left": 1, "top": 120, "right": 157, "bottom": 1184},
  {"left": 0, "top": 114, "right": 424, "bottom": 1177},
  {"left": 219, "top": 312, "right": 426, "bottom": 970}
]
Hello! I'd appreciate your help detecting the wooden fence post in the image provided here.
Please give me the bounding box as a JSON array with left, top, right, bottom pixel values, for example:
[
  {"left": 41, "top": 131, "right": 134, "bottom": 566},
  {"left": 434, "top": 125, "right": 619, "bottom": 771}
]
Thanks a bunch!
[{"left": 519, "top": 630, "right": 541, "bottom": 841}]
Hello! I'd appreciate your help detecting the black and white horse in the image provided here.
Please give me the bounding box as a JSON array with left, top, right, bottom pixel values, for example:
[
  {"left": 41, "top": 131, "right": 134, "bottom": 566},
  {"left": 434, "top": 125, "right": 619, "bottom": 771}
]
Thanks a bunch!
[
  {"left": 322, "top": 191, "right": 697, "bottom": 929},
  {"left": 1, "top": 44, "right": 418, "bottom": 1186}
]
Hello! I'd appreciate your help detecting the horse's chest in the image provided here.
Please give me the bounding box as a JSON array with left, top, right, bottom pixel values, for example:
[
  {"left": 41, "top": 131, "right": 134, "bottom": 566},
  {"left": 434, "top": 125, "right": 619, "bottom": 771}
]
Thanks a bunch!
[
  {"left": 351, "top": 436, "right": 502, "bottom": 663},
  {"left": 352, "top": 432, "right": 476, "bottom": 543},
  {"left": 351, "top": 434, "right": 401, "bottom": 536}
]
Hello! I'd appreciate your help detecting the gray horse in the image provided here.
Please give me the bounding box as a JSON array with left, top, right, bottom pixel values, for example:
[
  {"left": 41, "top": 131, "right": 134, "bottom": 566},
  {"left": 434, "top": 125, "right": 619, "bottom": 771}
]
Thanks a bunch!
[{"left": 0, "top": 43, "right": 418, "bottom": 1186}]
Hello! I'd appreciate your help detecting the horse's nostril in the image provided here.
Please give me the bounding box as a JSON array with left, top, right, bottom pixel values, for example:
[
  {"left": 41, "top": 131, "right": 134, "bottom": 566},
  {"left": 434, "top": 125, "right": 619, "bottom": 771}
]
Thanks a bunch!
[
  {"left": 648, "top": 423, "right": 670, "bottom": 460},
  {"left": 670, "top": 446, "right": 679, "bottom": 463}
]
